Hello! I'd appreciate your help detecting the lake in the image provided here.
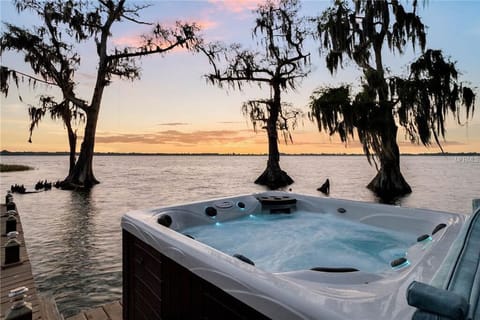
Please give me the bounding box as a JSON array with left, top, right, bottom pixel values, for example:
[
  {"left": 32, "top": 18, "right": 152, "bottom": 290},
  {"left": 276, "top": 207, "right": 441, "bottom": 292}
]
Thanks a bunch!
[{"left": 1, "top": 155, "right": 479, "bottom": 317}]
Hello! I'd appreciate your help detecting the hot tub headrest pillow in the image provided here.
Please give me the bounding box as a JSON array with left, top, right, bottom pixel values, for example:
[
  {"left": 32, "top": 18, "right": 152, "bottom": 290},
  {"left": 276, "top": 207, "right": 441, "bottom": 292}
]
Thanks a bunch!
[{"left": 407, "top": 281, "right": 469, "bottom": 320}]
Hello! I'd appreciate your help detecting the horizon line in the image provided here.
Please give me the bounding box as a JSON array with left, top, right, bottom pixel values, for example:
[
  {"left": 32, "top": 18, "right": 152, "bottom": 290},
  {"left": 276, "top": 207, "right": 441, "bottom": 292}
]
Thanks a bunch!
[{"left": 1, "top": 150, "right": 479, "bottom": 157}]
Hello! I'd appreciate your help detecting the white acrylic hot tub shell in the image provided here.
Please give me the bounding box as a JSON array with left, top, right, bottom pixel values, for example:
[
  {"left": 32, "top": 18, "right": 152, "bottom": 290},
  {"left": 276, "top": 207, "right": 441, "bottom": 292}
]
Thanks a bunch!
[{"left": 122, "top": 191, "right": 466, "bottom": 320}]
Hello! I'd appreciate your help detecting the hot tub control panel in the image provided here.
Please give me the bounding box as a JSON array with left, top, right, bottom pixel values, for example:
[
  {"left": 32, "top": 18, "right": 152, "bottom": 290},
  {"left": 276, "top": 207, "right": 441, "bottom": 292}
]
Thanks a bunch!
[{"left": 256, "top": 195, "right": 297, "bottom": 214}]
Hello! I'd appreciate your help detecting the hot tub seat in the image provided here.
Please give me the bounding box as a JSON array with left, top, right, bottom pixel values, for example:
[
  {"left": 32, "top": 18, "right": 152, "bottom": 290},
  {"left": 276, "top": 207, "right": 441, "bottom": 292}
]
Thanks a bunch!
[{"left": 408, "top": 207, "right": 480, "bottom": 320}]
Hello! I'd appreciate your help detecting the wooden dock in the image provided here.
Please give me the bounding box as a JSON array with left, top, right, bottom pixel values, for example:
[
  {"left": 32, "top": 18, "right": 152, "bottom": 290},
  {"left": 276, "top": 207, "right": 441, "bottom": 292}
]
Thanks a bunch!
[
  {"left": 1, "top": 200, "right": 122, "bottom": 320},
  {"left": 65, "top": 301, "right": 122, "bottom": 320},
  {"left": 0, "top": 203, "right": 62, "bottom": 320}
]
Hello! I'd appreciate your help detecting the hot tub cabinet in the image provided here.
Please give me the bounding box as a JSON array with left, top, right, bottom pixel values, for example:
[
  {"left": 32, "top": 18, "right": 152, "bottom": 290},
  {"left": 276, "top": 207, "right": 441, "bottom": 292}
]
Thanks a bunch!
[
  {"left": 122, "top": 192, "right": 466, "bottom": 320},
  {"left": 122, "top": 231, "right": 270, "bottom": 319}
]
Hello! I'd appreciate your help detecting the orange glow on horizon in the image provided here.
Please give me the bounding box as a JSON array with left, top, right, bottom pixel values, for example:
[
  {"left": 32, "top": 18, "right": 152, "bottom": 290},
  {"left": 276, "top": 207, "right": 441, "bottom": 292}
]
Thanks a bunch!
[{"left": 2, "top": 127, "right": 478, "bottom": 155}]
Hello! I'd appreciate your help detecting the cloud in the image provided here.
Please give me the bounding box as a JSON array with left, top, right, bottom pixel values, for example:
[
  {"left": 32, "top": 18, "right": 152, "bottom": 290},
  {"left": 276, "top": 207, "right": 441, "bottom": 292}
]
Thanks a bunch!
[
  {"left": 157, "top": 122, "right": 190, "bottom": 126},
  {"left": 397, "top": 140, "right": 466, "bottom": 146},
  {"left": 111, "top": 35, "right": 144, "bottom": 47},
  {"left": 292, "top": 139, "right": 363, "bottom": 148},
  {"left": 438, "top": 140, "right": 466, "bottom": 146},
  {"left": 109, "top": 20, "right": 217, "bottom": 55},
  {"left": 218, "top": 121, "right": 243, "bottom": 124},
  {"left": 110, "top": 35, "right": 190, "bottom": 54},
  {"left": 208, "top": 0, "right": 260, "bottom": 13},
  {"left": 111, "top": 18, "right": 217, "bottom": 48},
  {"left": 95, "top": 129, "right": 255, "bottom": 146},
  {"left": 196, "top": 19, "right": 219, "bottom": 30}
]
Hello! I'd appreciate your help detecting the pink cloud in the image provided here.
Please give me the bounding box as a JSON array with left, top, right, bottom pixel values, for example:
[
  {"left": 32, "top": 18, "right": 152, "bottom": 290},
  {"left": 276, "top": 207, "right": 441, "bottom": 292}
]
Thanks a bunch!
[
  {"left": 109, "top": 35, "right": 188, "bottom": 54},
  {"left": 111, "top": 18, "right": 217, "bottom": 48},
  {"left": 208, "top": 0, "right": 260, "bottom": 13},
  {"left": 197, "top": 19, "right": 219, "bottom": 30},
  {"left": 111, "top": 35, "right": 144, "bottom": 47},
  {"left": 95, "top": 129, "right": 256, "bottom": 146},
  {"left": 153, "top": 19, "right": 218, "bottom": 31}
]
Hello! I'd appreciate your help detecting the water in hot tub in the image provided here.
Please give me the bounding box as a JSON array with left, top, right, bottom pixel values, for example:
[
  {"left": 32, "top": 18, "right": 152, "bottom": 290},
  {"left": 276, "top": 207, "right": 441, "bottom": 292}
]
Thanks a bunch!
[{"left": 182, "top": 211, "right": 415, "bottom": 273}]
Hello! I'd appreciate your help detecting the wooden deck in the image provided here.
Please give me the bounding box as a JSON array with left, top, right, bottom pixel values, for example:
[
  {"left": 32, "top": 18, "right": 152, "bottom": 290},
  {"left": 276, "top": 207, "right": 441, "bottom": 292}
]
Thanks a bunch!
[
  {"left": 65, "top": 301, "right": 122, "bottom": 320},
  {"left": 0, "top": 203, "right": 62, "bottom": 320}
]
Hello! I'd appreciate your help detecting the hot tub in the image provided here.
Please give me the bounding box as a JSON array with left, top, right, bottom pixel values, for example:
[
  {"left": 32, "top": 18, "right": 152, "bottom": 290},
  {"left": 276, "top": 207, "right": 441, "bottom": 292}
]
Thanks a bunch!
[{"left": 121, "top": 191, "right": 466, "bottom": 320}]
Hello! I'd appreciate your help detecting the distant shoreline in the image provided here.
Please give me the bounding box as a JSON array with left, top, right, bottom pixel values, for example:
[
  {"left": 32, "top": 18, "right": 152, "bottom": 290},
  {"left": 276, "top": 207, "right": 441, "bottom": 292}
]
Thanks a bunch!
[
  {"left": 1, "top": 150, "right": 478, "bottom": 157},
  {"left": 0, "top": 164, "right": 34, "bottom": 172}
]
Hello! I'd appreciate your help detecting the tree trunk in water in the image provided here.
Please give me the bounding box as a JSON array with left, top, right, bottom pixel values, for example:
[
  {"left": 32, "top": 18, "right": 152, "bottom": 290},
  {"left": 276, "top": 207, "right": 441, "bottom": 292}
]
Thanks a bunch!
[
  {"left": 62, "top": 109, "right": 99, "bottom": 189},
  {"left": 254, "top": 86, "right": 293, "bottom": 189},
  {"left": 367, "top": 120, "right": 411, "bottom": 200},
  {"left": 254, "top": 130, "right": 294, "bottom": 189},
  {"left": 65, "top": 121, "right": 77, "bottom": 176},
  {"left": 367, "top": 45, "right": 411, "bottom": 200}
]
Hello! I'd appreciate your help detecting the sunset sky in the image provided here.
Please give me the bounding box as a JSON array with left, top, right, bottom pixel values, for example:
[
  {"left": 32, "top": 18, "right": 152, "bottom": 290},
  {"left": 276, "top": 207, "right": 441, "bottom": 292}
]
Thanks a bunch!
[{"left": 1, "top": 0, "right": 479, "bottom": 154}]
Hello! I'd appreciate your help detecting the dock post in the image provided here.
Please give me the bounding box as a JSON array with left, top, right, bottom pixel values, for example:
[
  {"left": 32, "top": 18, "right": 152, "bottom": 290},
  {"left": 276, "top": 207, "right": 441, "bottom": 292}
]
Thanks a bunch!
[
  {"left": 474, "top": 199, "right": 480, "bottom": 212},
  {"left": 6, "top": 201, "right": 17, "bottom": 211},
  {"left": 1, "top": 203, "right": 50, "bottom": 320},
  {"left": 1, "top": 212, "right": 17, "bottom": 235},
  {"left": 4, "top": 231, "right": 21, "bottom": 265},
  {"left": 6, "top": 192, "right": 13, "bottom": 204},
  {"left": 5, "top": 287, "right": 33, "bottom": 320},
  {"left": 6, "top": 212, "right": 18, "bottom": 234}
]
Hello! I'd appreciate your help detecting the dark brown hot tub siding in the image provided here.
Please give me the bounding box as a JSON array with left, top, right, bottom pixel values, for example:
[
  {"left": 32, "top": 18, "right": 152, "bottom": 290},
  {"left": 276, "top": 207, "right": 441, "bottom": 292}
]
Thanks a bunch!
[{"left": 123, "top": 230, "right": 271, "bottom": 320}]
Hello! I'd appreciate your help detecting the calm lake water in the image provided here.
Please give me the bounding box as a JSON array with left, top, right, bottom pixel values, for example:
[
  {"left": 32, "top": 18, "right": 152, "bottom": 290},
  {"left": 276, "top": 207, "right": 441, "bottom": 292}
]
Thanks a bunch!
[{"left": 0, "top": 155, "right": 479, "bottom": 316}]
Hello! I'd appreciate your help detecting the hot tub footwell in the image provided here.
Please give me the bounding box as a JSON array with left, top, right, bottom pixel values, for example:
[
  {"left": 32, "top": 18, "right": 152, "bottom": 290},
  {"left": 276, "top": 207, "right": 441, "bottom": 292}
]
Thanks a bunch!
[{"left": 123, "top": 230, "right": 271, "bottom": 320}]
